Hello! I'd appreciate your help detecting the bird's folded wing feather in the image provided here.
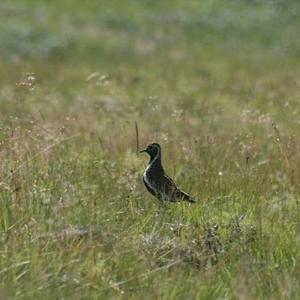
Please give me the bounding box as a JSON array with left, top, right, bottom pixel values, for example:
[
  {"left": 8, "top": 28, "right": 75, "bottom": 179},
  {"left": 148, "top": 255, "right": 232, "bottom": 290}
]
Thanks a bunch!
[
  {"left": 153, "top": 175, "right": 179, "bottom": 201},
  {"left": 157, "top": 175, "right": 195, "bottom": 203}
]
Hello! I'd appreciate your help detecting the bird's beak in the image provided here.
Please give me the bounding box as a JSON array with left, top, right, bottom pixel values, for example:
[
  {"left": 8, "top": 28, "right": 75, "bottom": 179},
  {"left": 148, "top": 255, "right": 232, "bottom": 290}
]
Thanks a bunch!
[{"left": 140, "top": 149, "right": 147, "bottom": 153}]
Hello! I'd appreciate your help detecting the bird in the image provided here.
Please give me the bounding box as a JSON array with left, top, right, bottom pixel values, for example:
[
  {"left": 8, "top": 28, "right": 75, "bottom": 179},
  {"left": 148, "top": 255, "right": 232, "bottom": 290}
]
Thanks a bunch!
[{"left": 140, "top": 142, "right": 195, "bottom": 203}]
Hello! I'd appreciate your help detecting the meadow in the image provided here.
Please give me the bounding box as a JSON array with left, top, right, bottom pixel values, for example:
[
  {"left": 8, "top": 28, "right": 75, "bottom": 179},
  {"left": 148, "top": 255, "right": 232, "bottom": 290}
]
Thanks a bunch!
[{"left": 1, "top": 1, "right": 300, "bottom": 299}]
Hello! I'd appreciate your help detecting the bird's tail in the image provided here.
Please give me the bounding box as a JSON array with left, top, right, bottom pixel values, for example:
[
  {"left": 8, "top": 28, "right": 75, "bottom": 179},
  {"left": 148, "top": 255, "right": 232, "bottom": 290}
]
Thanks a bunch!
[{"left": 177, "top": 190, "right": 195, "bottom": 203}]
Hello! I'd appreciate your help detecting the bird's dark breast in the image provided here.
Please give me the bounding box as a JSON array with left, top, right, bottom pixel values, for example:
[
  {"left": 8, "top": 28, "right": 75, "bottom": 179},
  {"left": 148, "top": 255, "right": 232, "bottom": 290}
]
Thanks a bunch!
[
  {"left": 142, "top": 177, "right": 157, "bottom": 197},
  {"left": 143, "top": 170, "right": 164, "bottom": 200}
]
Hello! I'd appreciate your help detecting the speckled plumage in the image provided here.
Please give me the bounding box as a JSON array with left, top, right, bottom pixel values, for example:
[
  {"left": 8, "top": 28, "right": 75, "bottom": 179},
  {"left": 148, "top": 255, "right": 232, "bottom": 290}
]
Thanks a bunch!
[{"left": 140, "top": 143, "right": 195, "bottom": 203}]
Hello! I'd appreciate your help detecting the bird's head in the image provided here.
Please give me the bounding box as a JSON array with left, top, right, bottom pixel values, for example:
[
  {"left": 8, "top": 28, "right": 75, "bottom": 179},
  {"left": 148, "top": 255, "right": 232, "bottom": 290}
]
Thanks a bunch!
[{"left": 140, "top": 142, "right": 161, "bottom": 159}]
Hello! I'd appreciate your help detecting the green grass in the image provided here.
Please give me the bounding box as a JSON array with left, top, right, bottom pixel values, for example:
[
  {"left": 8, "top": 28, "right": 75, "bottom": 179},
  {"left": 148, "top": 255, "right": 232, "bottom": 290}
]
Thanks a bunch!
[{"left": 1, "top": 0, "right": 300, "bottom": 299}]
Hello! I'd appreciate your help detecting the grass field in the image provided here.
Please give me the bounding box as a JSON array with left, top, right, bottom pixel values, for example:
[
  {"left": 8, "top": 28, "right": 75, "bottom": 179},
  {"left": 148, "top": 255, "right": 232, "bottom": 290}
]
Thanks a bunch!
[{"left": 1, "top": 1, "right": 300, "bottom": 299}]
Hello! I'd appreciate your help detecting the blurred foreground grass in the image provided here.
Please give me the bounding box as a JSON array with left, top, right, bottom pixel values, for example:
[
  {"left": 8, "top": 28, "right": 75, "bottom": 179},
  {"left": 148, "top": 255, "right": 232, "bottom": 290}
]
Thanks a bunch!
[{"left": 1, "top": 1, "right": 300, "bottom": 299}]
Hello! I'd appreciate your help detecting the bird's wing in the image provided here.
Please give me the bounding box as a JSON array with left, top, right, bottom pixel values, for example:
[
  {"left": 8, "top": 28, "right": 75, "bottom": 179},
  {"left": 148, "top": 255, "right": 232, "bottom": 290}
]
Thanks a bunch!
[
  {"left": 175, "top": 189, "right": 195, "bottom": 203},
  {"left": 157, "top": 174, "right": 195, "bottom": 203}
]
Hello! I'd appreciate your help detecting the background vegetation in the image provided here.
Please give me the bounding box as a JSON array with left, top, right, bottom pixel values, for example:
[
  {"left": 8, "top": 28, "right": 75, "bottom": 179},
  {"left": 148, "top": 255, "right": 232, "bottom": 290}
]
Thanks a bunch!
[{"left": 1, "top": 0, "right": 300, "bottom": 299}]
